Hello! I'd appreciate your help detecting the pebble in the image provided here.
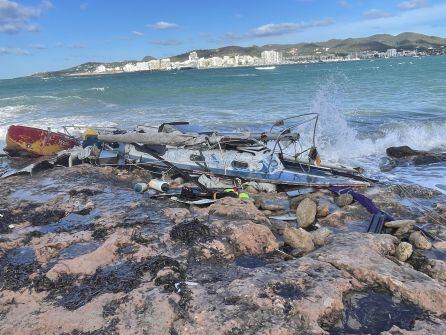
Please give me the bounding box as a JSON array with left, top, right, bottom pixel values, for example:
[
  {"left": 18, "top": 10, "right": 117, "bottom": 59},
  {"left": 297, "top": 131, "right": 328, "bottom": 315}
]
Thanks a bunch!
[
  {"left": 335, "top": 194, "right": 354, "bottom": 207},
  {"left": 409, "top": 231, "right": 432, "bottom": 250},
  {"left": 385, "top": 220, "right": 416, "bottom": 237},
  {"left": 395, "top": 242, "right": 413, "bottom": 262},
  {"left": 385, "top": 220, "right": 416, "bottom": 229},
  {"left": 316, "top": 203, "right": 330, "bottom": 218},
  {"left": 257, "top": 199, "right": 287, "bottom": 211},
  {"left": 434, "top": 241, "right": 446, "bottom": 251},
  {"left": 296, "top": 198, "right": 317, "bottom": 228},
  {"left": 283, "top": 227, "right": 315, "bottom": 254},
  {"left": 435, "top": 203, "right": 446, "bottom": 212},
  {"left": 310, "top": 227, "right": 332, "bottom": 247}
]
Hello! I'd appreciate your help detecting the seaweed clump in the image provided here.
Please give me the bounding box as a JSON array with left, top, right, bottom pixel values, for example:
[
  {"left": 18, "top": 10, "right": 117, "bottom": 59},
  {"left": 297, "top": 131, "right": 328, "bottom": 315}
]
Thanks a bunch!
[
  {"left": 43, "top": 255, "right": 184, "bottom": 310},
  {"left": 0, "top": 247, "right": 38, "bottom": 291},
  {"left": 170, "top": 220, "right": 210, "bottom": 245}
]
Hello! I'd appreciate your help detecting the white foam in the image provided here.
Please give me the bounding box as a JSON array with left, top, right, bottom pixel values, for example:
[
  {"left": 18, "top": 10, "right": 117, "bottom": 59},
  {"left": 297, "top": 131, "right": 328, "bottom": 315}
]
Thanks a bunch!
[
  {"left": 88, "top": 87, "right": 107, "bottom": 92},
  {"left": 307, "top": 80, "right": 446, "bottom": 166}
]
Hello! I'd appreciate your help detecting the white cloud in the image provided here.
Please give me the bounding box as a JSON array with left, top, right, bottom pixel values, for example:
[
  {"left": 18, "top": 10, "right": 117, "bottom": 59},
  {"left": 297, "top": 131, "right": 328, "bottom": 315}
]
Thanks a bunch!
[
  {"left": 398, "top": 0, "right": 428, "bottom": 10},
  {"left": 131, "top": 30, "right": 143, "bottom": 36},
  {"left": 249, "top": 19, "right": 333, "bottom": 38},
  {"left": 364, "top": 9, "right": 393, "bottom": 19},
  {"left": 67, "top": 43, "right": 85, "bottom": 49},
  {"left": 337, "top": 0, "right": 350, "bottom": 8},
  {"left": 148, "top": 21, "right": 179, "bottom": 30},
  {"left": 150, "top": 39, "right": 181, "bottom": 46},
  {"left": 55, "top": 42, "right": 85, "bottom": 49},
  {"left": 0, "top": 0, "right": 52, "bottom": 34},
  {"left": 30, "top": 43, "right": 46, "bottom": 49},
  {"left": 0, "top": 46, "right": 30, "bottom": 55},
  {"left": 301, "top": 3, "right": 446, "bottom": 42},
  {"left": 224, "top": 2, "right": 446, "bottom": 46}
]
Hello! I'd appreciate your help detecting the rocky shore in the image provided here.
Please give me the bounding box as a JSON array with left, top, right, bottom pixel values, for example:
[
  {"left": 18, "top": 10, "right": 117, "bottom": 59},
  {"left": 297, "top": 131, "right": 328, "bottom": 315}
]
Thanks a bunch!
[{"left": 1, "top": 165, "right": 446, "bottom": 334}]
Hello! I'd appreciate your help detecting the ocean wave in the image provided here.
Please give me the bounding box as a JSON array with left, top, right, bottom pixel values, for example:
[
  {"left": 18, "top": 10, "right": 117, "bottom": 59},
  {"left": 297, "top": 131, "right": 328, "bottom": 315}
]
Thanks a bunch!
[
  {"left": 0, "top": 105, "right": 37, "bottom": 121},
  {"left": 308, "top": 80, "right": 446, "bottom": 164},
  {"left": 33, "top": 95, "right": 84, "bottom": 100},
  {"left": 88, "top": 87, "right": 107, "bottom": 92},
  {"left": 221, "top": 74, "right": 258, "bottom": 78},
  {"left": 0, "top": 95, "right": 28, "bottom": 102}
]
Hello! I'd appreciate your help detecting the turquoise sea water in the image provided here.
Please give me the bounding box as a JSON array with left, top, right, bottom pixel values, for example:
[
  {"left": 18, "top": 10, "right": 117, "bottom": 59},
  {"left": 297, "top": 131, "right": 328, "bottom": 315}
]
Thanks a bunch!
[{"left": 1, "top": 56, "right": 445, "bottom": 190}]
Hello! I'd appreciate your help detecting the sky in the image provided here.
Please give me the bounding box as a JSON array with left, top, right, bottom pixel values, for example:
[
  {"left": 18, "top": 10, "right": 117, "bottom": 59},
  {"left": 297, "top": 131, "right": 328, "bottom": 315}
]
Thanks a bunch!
[{"left": 0, "top": 0, "right": 446, "bottom": 78}]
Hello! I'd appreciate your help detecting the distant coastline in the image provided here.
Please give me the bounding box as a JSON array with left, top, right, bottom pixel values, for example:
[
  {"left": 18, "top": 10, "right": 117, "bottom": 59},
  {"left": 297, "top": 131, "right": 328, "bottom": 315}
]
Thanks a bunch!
[{"left": 31, "top": 32, "right": 446, "bottom": 78}]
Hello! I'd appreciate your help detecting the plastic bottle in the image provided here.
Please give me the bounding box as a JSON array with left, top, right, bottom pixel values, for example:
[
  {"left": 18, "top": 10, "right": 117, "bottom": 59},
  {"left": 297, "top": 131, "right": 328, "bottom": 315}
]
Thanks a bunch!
[
  {"left": 134, "top": 183, "right": 148, "bottom": 193},
  {"left": 148, "top": 179, "right": 169, "bottom": 192}
]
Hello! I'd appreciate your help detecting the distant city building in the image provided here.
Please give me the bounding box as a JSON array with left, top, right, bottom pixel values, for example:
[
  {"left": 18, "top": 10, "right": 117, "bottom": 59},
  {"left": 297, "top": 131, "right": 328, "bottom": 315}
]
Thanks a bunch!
[
  {"left": 95, "top": 65, "right": 106, "bottom": 73},
  {"left": 261, "top": 50, "right": 283, "bottom": 64},
  {"left": 189, "top": 51, "right": 198, "bottom": 61},
  {"left": 160, "top": 58, "right": 171, "bottom": 70},
  {"left": 386, "top": 49, "right": 397, "bottom": 58},
  {"left": 88, "top": 45, "right": 442, "bottom": 76}
]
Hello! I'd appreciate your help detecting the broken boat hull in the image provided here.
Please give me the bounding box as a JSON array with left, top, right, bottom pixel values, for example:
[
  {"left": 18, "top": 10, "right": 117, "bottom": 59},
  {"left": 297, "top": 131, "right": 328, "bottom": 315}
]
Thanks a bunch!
[
  {"left": 4, "top": 125, "right": 77, "bottom": 157},
  {"left": 125, "top": 144, "right": 369, "bottom": 187}
]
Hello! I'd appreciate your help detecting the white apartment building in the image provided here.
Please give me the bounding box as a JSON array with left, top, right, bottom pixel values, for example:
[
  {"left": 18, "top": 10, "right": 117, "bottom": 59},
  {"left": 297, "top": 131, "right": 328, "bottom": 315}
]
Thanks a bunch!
[
  {"left": 386, "top": 49, "right": 397, "bottom": 58},
  {"left": 95, "top": 65, "right": 107, "bottom": 73},
  {"left": 160, "top": 58, "right": 172, "bottom": 70},
  {"left": 261, "top": 50, "right": 283, "bottom": 64},
  {"left": 189, "top": 51, "right": 198, "bottom": 61}
]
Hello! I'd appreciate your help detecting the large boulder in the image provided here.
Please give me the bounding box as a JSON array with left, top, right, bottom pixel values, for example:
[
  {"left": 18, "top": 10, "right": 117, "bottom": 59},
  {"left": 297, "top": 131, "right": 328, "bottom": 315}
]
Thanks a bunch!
[
  {"left": 296, "top": 198, "right": 317, "bottom": 228},
  {"left": 386, "top": 146, "right": 420, "bottom": 158}
]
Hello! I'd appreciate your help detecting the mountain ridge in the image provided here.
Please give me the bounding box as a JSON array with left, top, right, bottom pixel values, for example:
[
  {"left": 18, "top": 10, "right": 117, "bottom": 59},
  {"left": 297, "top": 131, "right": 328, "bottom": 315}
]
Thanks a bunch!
[{"left": 33, "top": 32, "right": 446, "bottom": 77}]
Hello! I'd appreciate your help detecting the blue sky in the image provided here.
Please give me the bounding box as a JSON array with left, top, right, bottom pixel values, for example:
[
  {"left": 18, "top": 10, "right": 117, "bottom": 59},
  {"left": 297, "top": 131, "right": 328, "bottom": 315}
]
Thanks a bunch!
[{"left": 0, "top": 0, "right": 446, "bottom": 78}]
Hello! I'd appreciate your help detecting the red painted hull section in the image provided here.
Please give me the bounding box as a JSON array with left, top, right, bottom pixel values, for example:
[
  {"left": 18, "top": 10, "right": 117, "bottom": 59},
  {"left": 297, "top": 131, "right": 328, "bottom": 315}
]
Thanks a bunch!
[{"left": 5, "top": 125, "right": 77, "bottom": 156}]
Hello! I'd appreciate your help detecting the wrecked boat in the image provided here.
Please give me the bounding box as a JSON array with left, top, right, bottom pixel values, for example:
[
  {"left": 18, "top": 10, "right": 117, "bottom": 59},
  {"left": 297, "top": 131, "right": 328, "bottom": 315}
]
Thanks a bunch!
[
  {"left": 2, "top": 114, "right": 375, "bottom": 187},
  {"left": 95, "top": 115, "right": 373, "bottom": 187},
  {"left": 4, "top": 125, "right": 77, "bottom": 157}
]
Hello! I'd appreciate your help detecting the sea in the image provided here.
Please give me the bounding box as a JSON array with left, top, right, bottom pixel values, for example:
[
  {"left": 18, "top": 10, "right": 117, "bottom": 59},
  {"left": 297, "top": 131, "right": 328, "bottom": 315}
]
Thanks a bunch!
[{"left": 1, "top": 56, "right": 445, "bottom": 192}]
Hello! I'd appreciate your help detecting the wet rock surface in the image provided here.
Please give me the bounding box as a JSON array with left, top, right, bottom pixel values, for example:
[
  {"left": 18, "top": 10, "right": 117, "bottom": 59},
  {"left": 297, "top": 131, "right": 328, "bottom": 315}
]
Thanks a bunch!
[
  {"left": 329, "top": 290, "right": 424, "bottom": 335},
  {"left": 0, "top": 165, "right": 446, "bottom": 334}
]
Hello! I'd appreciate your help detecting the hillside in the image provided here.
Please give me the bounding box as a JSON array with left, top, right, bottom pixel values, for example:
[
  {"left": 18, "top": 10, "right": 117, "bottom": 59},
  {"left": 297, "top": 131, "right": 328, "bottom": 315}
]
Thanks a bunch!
[
  {"left": 168, "top": 32, "right": 446, "bottom": 60},
  {"left": 33, "top": 32, "right": 446, "bottom": 77}
]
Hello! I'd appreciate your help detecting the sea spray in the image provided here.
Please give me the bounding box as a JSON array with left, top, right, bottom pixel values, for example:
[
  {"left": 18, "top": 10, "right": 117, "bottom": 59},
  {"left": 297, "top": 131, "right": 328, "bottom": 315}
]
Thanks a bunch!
[{"left": 308, "top": 76, "right": 446, "bottom": 164}]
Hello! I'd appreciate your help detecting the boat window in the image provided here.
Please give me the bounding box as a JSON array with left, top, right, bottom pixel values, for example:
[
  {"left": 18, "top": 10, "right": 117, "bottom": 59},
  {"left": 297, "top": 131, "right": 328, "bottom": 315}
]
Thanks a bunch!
[{"left": 231, "top": 161, "right": 249, "bottom": 169}]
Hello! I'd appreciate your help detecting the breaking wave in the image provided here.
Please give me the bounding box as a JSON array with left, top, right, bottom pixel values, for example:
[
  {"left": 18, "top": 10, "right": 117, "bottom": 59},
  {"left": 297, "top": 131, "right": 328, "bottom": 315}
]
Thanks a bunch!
[{"left": 309, "top": 80, "right": 446, "bottom": 165}]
